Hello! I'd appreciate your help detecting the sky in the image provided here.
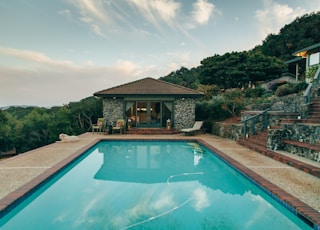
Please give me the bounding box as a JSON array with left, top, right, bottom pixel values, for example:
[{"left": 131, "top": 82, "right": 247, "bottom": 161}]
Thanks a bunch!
[{"left": 0, "top": 0, "right": 319, "bottom": 107}]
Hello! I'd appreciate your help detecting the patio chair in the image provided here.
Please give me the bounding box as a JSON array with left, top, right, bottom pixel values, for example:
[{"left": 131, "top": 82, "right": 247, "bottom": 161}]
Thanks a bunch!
[
  {"left": 92, "top": 118, "right": 105, "bottom": 134},
  {"left": 181, "top": 121, "right": 204, "bottom": 135},
  {"left": 112, "top": 119, "right": 126, "bottom": 134}
]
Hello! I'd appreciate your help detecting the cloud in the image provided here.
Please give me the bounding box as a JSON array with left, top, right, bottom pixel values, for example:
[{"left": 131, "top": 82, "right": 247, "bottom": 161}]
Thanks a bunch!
[
  {"left": 58, "top": 9, "right": 71, "bottom": 17},
  {"left": 192, "top": 188, "right": 210, "bottom": 211},
  {"left": 0, "top": 48, "right": 158, "bottom": 107},
  {"left": 64, "top": 0, "right": 111, "bottom": 37},
  {"left": 128, "top": 0, "right": 181, "bottom": 30},
  {"left": 79, "top": 0, "right": 109, "bottom": 22},
  {"left": 192, "top": 0, "right": 216, "bottom": 25},
  {"left": 0, "top": 47, "right": 75, "bottom": 69},
  {"left": 65, "top": 0, "right": 181, "bottom": 37},
  {"left": 255, "top": 1, "right": 307, "bottom": 37}
]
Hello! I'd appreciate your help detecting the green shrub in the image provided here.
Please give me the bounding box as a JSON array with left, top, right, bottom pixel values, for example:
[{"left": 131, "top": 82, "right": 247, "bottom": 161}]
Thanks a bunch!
[
  {"left": 223, "top": 88, "right": 242, "bottom": 100},
  {"left": 275, "top": 84, "right": 295, "bottom": 96},
  {"left": 267, "top": 80, "right": 286, "bottom": 91},
  {"left": 196, "top": 99, "right": 230, "bottom": 121},
  {"left": 244, "top": 87, "right": 265, "bottom": 98},
  {"left": 293, "top": 82, "right": 308, "bottom": 92},
  {"left": 306, "top": 65, "right": 319, "bottom": 81}
]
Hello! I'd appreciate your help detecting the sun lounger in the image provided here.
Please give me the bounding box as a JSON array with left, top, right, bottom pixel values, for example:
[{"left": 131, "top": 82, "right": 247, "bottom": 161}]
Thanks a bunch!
[{"left": 181, "top": 121, "right": 204, "bottom": 135}]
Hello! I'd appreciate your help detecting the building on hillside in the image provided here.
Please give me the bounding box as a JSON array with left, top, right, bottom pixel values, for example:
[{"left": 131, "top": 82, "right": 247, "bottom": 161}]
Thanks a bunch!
[
  {"left": 94, "top": 77, "right": 203, "bottom": 130},
  {"left": 286, "top": 42, "right": 320, "bottom": 81}
]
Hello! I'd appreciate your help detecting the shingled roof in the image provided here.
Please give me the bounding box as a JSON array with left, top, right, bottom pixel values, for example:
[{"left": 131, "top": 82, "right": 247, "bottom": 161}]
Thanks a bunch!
[
  {"left": 293, "top": 42, "right": 320, "bottom": 57},
  {"left": 94, "top": 77, "right": 203, "bottom": 98}
]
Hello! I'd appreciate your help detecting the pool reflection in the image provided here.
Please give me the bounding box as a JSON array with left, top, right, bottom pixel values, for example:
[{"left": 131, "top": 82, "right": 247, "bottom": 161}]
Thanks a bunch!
[{"left": 94, "top": 141, "right": 247, "bottom": 195}]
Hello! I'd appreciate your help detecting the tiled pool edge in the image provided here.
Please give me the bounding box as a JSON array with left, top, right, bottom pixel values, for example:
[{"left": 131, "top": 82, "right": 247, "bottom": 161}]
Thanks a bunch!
[
  {"left": 0, "top": 137, "right": 319, "bottom": 229},
  {"left": 0, "top": 138, "right": 101, "bottom": 218},
  {"left": 197, "top": 139, "right": 320, "bottom": 229}
]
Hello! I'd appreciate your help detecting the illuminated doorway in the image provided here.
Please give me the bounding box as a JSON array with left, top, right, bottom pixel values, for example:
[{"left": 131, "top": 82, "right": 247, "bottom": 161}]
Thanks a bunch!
[{"left": 125, "top": 101, "right": 172, "bottom": 128}]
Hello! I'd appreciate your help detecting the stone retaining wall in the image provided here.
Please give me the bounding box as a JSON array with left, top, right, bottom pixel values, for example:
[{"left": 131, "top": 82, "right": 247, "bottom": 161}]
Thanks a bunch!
[
  {"left": 268, "top": 124, "right": 320, "bottom": 162},
  {"left": 211, "top": 93, "right": 320, "bottom": 162},
  {"left": 280, "top": 123, "right": 320, "bottom": 145},
  {"left": 249, "top": 94, "right": 307, "bottom": 116},
  {"left": 212, "top": 94, "right": 308, "bottom": 140}
]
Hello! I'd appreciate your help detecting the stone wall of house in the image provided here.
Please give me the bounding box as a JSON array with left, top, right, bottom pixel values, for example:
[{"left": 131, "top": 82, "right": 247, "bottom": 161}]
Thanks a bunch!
[
  {"left": 102, "top": 98, "right": 124, "bottom": 124},
  {"left": 174, "top": 98, "right": 195, "bottom": 130}
]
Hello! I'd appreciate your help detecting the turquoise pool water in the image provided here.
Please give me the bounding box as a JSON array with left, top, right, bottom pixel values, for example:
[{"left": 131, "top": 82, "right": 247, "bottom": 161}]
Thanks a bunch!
[{"left": 0, "top": 140, "right": 312, "bottom": 229}]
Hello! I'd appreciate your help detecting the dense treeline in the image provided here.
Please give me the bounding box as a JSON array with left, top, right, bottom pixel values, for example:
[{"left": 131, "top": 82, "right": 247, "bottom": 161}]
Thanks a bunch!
[
  {"left": 255, "top": 12, "right": 320, "bottom": 61},
  {"left": 160, "top": 12, "right": 319, "bottom": 130},
  {"left": 161, "top": 12, "right": 320, "bottom": 88},
  {"left": 1, "top": 12, "right": 319, "bottom": 155},
  {"left": 0, "top": 97, "right": 102, "bottom": 154}
]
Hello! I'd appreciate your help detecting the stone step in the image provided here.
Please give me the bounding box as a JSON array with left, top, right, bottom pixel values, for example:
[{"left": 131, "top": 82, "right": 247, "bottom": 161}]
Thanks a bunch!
[
  {"left": 237, "top": 137, "right": 320, "bottom": 178},
  {"left": 280, "top": 118, "right": 320, "bottom": 124},
  {"left": 237, "top": 138, "right": 267, "bottom": 152},
  {"left": 305, "top": 119, "right": 320, "bottom": 124},
  {"left": 239, "top": 130, "right": 268, "bottom": 148},
  {"left": 249, "top": 134, "right": 268, "bottom": 142}
]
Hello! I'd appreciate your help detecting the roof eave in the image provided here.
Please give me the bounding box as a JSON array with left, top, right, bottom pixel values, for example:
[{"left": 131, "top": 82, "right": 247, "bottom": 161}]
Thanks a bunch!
[
  {"left": 292, "top": 43, "right": 320, "bottom": 57},
  {"left": 94, "top": 93, "right": 203, "bottom": 98}
]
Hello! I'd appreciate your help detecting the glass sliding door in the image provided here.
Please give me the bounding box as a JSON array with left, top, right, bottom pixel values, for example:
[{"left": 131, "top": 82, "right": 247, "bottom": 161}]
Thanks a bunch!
[
  {"left": 125, "top": 100, "right": 172, "bottom": 128},
  {"left": 151, "top": 101, "right": 161, "bottom": 126},
  {"left": 162, "top": 102, "right": 173, "bottom": 127},
  {"left": 137, "top": 101, "right": 161, "bottom": 127},
  {"left": 137, "top": 101, "right": 148, "bottom": 126},
  {"left": 125, "top": 101, "right": 137, "bottom": 127}
]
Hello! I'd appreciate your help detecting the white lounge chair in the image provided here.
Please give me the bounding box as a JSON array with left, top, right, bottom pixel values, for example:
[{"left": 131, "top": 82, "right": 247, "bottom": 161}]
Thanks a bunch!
[{"left": 181, "top": 121, "right": 204, "bottom": 135}]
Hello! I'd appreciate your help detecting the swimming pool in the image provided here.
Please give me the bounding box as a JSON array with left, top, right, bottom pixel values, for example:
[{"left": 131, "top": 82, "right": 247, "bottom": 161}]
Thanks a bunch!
[{"left": 0, "top": 140, "right": 313, "bottom": 229}]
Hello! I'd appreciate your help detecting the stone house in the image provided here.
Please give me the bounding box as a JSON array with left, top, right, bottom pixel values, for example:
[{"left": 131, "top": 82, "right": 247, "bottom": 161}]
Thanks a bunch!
[
  {"left": 286, "top": 42, "right": 320, "bottom": 80},
  {"left": 93, "top": 77, "right": 203, "bottom": 130}
]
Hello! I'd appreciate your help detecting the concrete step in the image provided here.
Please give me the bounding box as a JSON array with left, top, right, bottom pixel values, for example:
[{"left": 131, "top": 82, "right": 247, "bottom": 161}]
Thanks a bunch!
[{"left": 237, "top": 137, "right": 320, "bottom": 178}]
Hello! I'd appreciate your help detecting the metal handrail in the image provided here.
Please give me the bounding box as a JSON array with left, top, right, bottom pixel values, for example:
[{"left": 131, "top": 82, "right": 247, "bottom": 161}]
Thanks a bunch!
[
  {"left": 303, "top": 83, "right": 313, "bottom": 104},
  {"left": 303, "top": 66, "right": 320, "bottom": 104},
  {"left": 241, "top": 109, "right": 270, "bottom": 138}
]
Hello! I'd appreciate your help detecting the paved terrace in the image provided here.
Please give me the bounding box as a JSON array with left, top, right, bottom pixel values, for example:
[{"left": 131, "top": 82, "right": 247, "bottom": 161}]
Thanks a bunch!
[{"left": 0, "top": 133, "right": 319, "bottom": 226}]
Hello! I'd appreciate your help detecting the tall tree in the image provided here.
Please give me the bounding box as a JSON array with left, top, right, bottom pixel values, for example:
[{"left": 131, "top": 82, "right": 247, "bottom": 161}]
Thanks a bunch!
[
  {"left": 199, "top": 51, "right": 286, "bottom": 88},
  {"left": 255, "top": 12, "right": 320, "bottom": 60},
  {"left": 160, "top": 66, "right": 199, "bottom": 89}
]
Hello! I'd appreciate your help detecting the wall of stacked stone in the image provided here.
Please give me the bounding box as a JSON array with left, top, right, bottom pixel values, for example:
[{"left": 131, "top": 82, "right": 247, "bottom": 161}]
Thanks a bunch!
[
  {"left": 280, "top": 123, "right": 320, "bottom": 145},
  {"left": 102, "top": 98, "right": 124, "bottom": 124},
  {"left": 211, "top": 122, "right": 242, "bottom": 140},
  {"left": 211, "top": 93, "right": 320, "bottom": 161},
  {"left": 267, "top": 128, "right": 284, "bottom": 150},
  {"left": 212, "top": 109, "right": 308, "bottom": 142},
  {"left": 212, "top": 94, "right": 307, "bottom": 140},
  {"left": 174, "top": 98, "right": 195, "bottom": 130},
  {"left": 249, "top": 94, "right": 308, "bottom": 117},
  {"left": 267, "top": 124, "right": 320, "bottom": 161}
]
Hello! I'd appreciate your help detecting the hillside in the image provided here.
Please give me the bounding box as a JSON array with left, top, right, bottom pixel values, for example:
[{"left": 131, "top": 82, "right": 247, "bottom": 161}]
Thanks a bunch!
[{"left": 160, "top": 12, "right": 320, "bottom": 89}]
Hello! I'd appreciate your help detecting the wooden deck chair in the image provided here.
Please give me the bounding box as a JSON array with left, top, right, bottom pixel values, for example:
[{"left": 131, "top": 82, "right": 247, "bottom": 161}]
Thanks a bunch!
[
  {"left": 92, "top": 118, "right": 105, "bottom": 134},
  {"left": 112, "top": 119, "right": 126, "bottom": 134},
  {"left": 181, "top": 121, "right": 204, "bottom": 135}
]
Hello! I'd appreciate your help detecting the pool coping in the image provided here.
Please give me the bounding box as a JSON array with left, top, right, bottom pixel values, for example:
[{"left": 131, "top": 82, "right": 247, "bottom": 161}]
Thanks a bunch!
[
  {"left": 0, "top": 137, "right": 319, "bottom": 229},
  {"left": 197, "top": 139, "right": 320, "bottom": 229}
]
